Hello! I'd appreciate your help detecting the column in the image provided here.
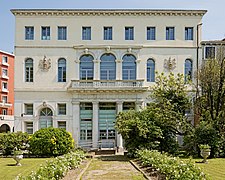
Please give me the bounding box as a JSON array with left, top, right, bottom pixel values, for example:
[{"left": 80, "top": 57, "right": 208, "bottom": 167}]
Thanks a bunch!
[
  {"left": 74, "top": 59, "right": 80, "bottom": 80},
  {"left": 135, "top": 101, "right": 143, "bottom": 111},
  {"left": 116, "top": 59, "right": 122, "bottom": 80},
  {"left": 92, "top": 101, "right": 99, "bottom": 148},
  {"left": 93, "top": 59, "right": 100, "bottom": 80},
  {"left": 116, "top": 101, "right": 123, "bottom": 152},
  {"left": 72, "top": 101, "right": 80, "bottom": 147},
  {"left": 135, "top": 59, "right": 141, "bottom": 80}
]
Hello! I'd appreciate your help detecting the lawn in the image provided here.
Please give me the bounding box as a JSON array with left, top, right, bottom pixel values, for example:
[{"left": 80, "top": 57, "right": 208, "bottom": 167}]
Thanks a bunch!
[
  {"left": 182, "top": 158, "right": 225, "bottom": 180},
  {"left": 0, "top": 157, "right": 51, "bottom": 180}
]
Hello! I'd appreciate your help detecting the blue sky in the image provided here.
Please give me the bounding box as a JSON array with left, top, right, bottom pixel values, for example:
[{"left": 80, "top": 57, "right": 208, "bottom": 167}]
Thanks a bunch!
[{"left": 0, "top": 0, "right": 225, "bottom": 53}]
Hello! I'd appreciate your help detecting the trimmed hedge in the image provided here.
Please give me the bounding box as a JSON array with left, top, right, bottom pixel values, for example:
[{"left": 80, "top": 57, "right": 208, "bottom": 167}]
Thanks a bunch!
[
  {"left": 29, "top": 127, "right": 75, "bottom": 157},
  {"left": 0, "top": 132, "right": 29, "bottom": 155},
  {"left": 137, "top": 149, "right": 208, "bottom": 180},
  {"left": 17, "top": 149, "right": 85, "bottom": 180}
]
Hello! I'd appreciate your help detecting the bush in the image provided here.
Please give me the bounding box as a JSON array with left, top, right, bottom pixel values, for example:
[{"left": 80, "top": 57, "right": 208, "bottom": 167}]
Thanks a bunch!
[
  {"left": 136, "top": 149, "right": 208, "bottom": 180},
  {"left": 183, "top": 121, "right": 220, "bottom": 157},
  {"left": 29, "top": 127, "right": 74, "bottom": 157},
  {"left": 17, "top": 149, "right": 85, "bottom": 180},
  {"left": 0, "top": 132, "right": 29, "bottom": 155}
]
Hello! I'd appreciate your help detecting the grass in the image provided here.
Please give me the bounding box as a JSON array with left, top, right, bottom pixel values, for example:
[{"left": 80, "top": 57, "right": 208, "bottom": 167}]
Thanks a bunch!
[
  {"left": 182, "top": 158, "right": 225, "bottom": 180},
  {"left": 0, "top": 157, "right": 51, "bottom": 180}
]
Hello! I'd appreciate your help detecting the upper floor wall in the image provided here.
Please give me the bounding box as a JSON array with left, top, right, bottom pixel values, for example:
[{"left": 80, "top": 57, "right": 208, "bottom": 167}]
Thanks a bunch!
[{"left": 11, "top": 9, "right": 206, "bottom": 48}]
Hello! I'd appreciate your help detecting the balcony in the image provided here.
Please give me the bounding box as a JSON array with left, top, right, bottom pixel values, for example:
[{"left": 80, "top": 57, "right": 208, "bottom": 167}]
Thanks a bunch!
[
  {"left": 0, "top": 101, "right": 12, "bottom": 108},
  {"left": 68, "top": 79, "right": 147, "bottom": 93}
]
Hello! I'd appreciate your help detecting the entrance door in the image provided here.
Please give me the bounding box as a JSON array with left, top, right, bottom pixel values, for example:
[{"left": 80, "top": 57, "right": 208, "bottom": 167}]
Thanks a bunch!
[
  {"left": 99, "top": 102, "right": 116, "bottom": 148},
  {"left": 39, "top": 107, "right": 53, "bottom": 129},
  {"left": 0, "top": 124, "right": 10, "bottom": 133}
]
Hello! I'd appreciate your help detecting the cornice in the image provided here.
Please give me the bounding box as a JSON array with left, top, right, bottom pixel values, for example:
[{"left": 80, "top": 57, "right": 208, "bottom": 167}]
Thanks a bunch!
[
  {"left": 201, "top": 40, "right": 225, "bottom": 46},
  {"left": 11, "top": 9, "right": 207, "bottom": 17}
]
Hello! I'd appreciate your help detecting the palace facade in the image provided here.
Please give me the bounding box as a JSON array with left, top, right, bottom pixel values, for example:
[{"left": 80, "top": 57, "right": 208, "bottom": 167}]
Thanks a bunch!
[{"left": 11, "top": 9, "right": 206, "bottom": 149}]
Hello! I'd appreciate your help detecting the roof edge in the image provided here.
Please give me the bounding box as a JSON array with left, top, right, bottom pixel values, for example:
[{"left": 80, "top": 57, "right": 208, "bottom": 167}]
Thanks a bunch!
[{"left": 0, "top": 50, "right": 14, "bottom": 57}]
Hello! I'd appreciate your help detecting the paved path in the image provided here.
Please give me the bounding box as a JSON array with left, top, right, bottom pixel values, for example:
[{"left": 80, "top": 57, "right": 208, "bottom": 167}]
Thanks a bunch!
[{"left": 81, "top": 155, "right": 146, "bottom": 180}]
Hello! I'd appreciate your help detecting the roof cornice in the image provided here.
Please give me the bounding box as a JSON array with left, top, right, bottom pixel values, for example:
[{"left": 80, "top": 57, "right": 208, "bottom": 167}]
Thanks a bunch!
[
  {"left": 11, "top": 9, "right": 207, "bottom": 17},
  {"left": 201, "top": 40, "right": 225, "bottom": 45},
  {"left": 0, "top": 50, "right": 14, "bottom": 57}
]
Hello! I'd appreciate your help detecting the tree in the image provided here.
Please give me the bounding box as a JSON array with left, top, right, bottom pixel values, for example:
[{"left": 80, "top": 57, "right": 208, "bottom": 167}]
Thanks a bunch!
[
  {"left": 194, "top": 46, "right": 225, "bottom": 156},
  {"left": 115, "top": 73, "right": 192, "bottom": 155}
]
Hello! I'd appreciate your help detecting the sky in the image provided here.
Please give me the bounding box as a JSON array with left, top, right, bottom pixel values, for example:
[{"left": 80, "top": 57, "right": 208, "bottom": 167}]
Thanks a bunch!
[{"left": 0, "top": 0, "right": 225, "bottom": 53}]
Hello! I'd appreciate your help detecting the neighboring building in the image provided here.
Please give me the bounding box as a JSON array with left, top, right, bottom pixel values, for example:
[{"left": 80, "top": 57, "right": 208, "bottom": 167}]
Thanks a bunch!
[
  {"left": 11, "top": 9, "right": 206, "bottom": 149},
  {"left": 0, "top": 50, "right": 14, "bottom": 133},
  {"left": 201, "top": 39, "right": 225, "bottom": 60}
]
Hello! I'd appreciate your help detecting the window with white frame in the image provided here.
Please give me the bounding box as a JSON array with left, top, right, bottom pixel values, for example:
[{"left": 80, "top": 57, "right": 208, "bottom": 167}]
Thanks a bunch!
[
  {"left": 147, "top": 59, "right": 155, "bottom": 82},
  {"left": 58, "top": 103, "right": 66, "bottom": 115},
  {"left": 125, "top": 27, "right": 134, "bottom": 40},
  {"left": 185, "top": 27, "right": 193, "bottom": 40},
  {"left": 166, "top": 27, "right": 175, "bottom": 40},
  {"left": 58, "top": 121, "right": 66, "bottom": 129},
  {"left": 41, "top": 26, "right": 50, "bottom": 40},
  {"left": 82, "top": 27, "right": 91, "bottom": 40},
  {"left": 2, "top": 69, "right": 8, "bottom": 78},
  {"left": 2, "top": 96, "right": 7, "bottom": 103},
  {"left": 25, "top": 104, "right": 33, "bottom": 115},
  {"left": 2, "top": 82, "right": 7, "bottom": 91},
  {"left": 80, "top": 54, "right": 94, "bottom": 80},
  {"left": 2, "top": 109, "right": 7, "bottom": 115},
  {"left": 58, "top": 58, "right": 66, "bottom": 82},
  {"left": 25, "top": 122, "right": 33, "bottom": 134},
  {"left": 100, "top": 53, "right": 116, "bottom": 80},
  {"left": 25, "top": 58, "right": 33, "bottom": 82},
  {"left": 104, "top": 27, "right": 112, "bottom": 40},
  {"left": 25, "top": 26, "right": 34, "bottom": 40},
  {"left": 185, "top": 59, "right": 193, "bottom": 82},
  {"left": 58, "top": 26, "right": 67, "bottom": 40},
  {"left": 2, "top": 56, "right": 8, "bottom": 64},
  {"left": 205, "top": 46, "right": 216, "bottom": 59},
  {"left": 147, "top": 27, "right": 156, "bottom": 40},
  {"left": 122, "top": 54, "right": 136, "bottom": 80}
]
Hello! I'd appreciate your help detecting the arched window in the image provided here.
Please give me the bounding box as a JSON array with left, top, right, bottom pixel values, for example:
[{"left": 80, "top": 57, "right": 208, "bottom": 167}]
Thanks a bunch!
[
  {"left": 122, "top": 54, "right": 136, "bottom": 80},
  {"left": 39, "top": 107, "right": 53, "bottom": 128},
  {"left": 185, "top": 59, "right": 192, "bottom": 82},
  {"left": 147, "top": 59, "right": 155, "bottom": 82},
  {"left": 100, "top": 53, "right": 116, "bottom": 80},
  {"left": 25, "top": 58, "right": 33, "bottom": 82},
  {"left": 80, "top": 55, "right": 94, "bottom": 80},
  {"left": 58, "top": 58, "right": 66, "bottom": 82}
]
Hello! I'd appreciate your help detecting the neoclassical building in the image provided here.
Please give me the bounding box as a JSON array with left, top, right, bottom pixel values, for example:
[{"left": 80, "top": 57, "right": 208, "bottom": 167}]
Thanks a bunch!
[{"left": 11, "top": 9, "right": 206, "bottom": 149}]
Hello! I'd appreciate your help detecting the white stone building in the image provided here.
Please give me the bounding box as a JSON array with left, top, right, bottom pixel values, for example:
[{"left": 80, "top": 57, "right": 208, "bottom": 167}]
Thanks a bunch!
[{"left": 11, "top": 9, "right": 206, "bottom": 149}]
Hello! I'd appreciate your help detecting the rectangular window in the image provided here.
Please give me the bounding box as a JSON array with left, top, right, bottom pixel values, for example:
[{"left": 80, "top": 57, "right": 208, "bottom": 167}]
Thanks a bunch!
[
  {"left": 41, "top": 26, "right": 50, "bottom": 40},
  {"left": 25, "top": 104, "right": 33, "bottom": 115},
  {"left": 25, "top": 26, "right": 34, "bottom": 40},
  {"left": 125, "top": 27, "right": 134, "bottom": 40},
  {"left": 82, "top": 27, "right": 91, "bottom": 40},
  {"left": 25, "top": 122, "right": 33, "bottom": 134},
  {"left": 2, "top": 56, "right": 8, "bottom": 64},
  {"left": 58, "top": 103, "right": 66, "bottom": 115},
  {"left": 185, "top": 27, "right": 193, "bottom": 40},
  {"left": 104, "top": 27, "right": 112, "bottom": 40},
  {"left": 58, "top": 26, "right": 67, "bottom": 40},
  {"left": 2, "top": 109, "right": 7, "bottom": 115},
  {"left": 2, "top": 96, "right": 7, "bottom": 103},
  {"left": 147, "top": 27, "right": 156, "bottom": 40},
  {"left": 2, "top": 69, "right": 8, "bottom": 78},
  {"left": 2, "top": 82, "right": 7, "bottom": 91},
  {"left": 166, "top": 27, "right": 175, "bottom": 40},
  {"left": 205, "top": 46, "right": 216, "bottom": 59},
  {"left": 58, "top": 121, "right": 66, "bottom": 129}
]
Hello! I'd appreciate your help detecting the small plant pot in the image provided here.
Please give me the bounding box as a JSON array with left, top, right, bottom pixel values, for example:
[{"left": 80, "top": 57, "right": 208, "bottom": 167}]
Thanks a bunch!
[
  {"left": 13, "top": 154, "right": 23, "bottom": 166},
  {"left": 200, "top": 149, "right": 210, "bottom": 163}
]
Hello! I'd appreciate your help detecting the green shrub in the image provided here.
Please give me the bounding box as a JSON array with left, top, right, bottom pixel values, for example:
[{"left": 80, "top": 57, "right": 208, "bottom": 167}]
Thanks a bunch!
[
  {"left": 0, "top": 132, "right": 29, "bottom": 155},
  {"left": 29, "top": 127, "right": 75, "bottom": 157},
  {"left": 136, "top": 149, "right": 208, "bottom": 180},
  {"left": 18, "top": 149, "right": 85, "bottom": 180}
]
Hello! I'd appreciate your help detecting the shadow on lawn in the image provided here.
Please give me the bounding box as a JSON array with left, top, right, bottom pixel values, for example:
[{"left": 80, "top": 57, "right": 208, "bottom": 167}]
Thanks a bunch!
[{"left": 97, "top": 155, "right": 129, "bottom": 162}]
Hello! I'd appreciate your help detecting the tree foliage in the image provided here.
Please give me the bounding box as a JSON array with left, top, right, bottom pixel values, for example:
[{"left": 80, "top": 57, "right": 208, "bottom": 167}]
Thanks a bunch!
[{"left": 115, "top": 73, "right": 192, "bottom": 155}]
